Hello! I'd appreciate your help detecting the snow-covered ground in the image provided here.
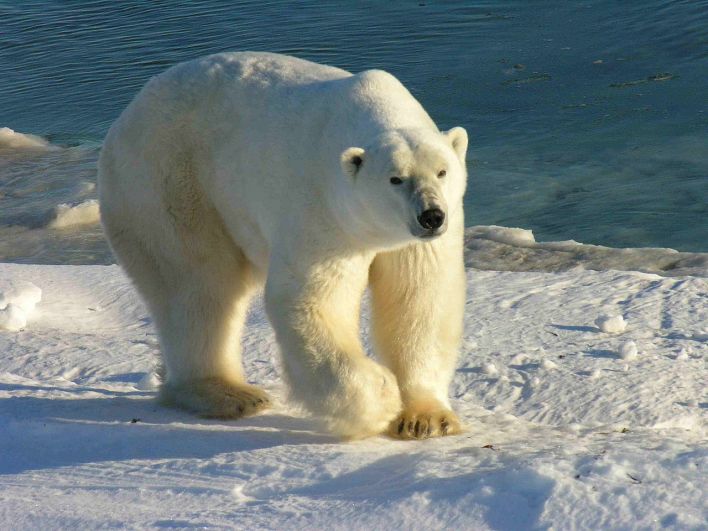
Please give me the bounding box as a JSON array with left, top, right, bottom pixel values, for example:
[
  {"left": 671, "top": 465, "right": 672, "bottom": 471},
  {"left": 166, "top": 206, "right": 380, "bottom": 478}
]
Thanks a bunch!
[{"left": 0, "top": 261, "right": 706, "bottom": 529}]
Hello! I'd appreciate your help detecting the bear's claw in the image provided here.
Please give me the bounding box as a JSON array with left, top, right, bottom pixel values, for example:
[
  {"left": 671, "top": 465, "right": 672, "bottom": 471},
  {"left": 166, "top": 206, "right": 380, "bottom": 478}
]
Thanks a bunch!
[{"left": 389, "top": 407, "right": 461, "bottom": 440}]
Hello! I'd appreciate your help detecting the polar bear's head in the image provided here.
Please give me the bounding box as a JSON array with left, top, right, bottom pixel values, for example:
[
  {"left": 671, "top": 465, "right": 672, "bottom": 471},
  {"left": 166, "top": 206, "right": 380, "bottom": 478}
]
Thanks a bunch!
[{"left": 339, "top": 127, "right": 468, "bottom": 244}]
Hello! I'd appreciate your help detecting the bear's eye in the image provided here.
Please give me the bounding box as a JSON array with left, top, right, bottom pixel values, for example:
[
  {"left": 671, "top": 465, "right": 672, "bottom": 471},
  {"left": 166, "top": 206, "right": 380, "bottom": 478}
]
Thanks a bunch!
[
  {"left": 390, "top": 177, "right": 403, "bottom": 185},
  {"left": 437, "top": 169, "right": 447, "bottom": 178}
]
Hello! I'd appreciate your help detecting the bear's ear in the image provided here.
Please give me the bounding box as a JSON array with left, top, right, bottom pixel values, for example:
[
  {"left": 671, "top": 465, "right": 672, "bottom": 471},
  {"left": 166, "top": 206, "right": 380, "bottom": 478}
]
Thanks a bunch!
[
  {"left": 340, "top": 147, "right": 365, "bottom": 178},
  {"left": 445, "top": 127, "right": 468, "bottom": 163}
]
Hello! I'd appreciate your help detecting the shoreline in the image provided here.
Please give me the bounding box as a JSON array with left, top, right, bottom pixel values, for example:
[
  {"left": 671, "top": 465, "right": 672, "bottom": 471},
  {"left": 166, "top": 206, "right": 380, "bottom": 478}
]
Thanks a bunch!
[{"left": 2, "top": 224, "right": 706, "bottom": 278}]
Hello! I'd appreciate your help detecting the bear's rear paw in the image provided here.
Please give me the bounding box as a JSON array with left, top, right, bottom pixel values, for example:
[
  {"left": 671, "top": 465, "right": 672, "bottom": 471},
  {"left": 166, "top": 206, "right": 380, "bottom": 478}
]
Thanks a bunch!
[
  {"left": 388, "top": 401, "right": 462, "bottom": 440},
  {"left": 160, "top": 377, "right": 271, "bottom": 419}
]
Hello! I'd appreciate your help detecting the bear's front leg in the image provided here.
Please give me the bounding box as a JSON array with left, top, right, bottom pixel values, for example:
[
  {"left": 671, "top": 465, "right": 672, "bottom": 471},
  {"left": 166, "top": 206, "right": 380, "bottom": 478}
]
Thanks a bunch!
[
  {"left": 265, "top": 254, "right": 402, "bottom": 439},
  {"left": 370, "top": 221, "right": 466, "bottom": 440}
]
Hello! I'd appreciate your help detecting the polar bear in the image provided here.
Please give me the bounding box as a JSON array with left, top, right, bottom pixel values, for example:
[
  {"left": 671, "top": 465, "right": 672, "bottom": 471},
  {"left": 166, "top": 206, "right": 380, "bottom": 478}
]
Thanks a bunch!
[{"left": 98, "top": 52, "right": 468, "bottom": 440}]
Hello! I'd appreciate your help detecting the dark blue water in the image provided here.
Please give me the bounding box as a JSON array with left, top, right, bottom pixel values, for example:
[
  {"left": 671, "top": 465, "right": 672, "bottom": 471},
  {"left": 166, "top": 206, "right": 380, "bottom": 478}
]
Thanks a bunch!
[{"left": 0, "top": 1, "right": 706, "bottom": 264}]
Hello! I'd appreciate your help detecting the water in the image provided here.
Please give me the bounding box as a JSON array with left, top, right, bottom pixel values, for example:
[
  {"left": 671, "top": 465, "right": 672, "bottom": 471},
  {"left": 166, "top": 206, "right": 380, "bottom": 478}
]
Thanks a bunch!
[{"left": 1, "top": 0, "right": 706, "bottom": 265}]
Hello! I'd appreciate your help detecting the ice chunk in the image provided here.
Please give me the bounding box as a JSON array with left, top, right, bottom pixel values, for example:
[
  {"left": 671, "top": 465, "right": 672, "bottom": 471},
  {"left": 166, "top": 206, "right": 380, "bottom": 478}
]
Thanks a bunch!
[
  {"left": 0, "top": 280, "right": 41, "bottom": 330},
  {"left": 0, "top": 126, "right": 55, "bottom": 150},
  {"left": 541, "top": 359, "right": 558, "bottom": 370},
  {"left": 232, "top": 484, "right": 257, "bottom": 503},
  {"left": 482, "top": 362, "right": 499, "bottom": 376},
  {"left": 464, "top": 226, "right": 708, "bottom": 277},
  {"left": 467, "top": 225, "right": 537, "bottom": 247},
  {"left": 619, "top": 340, "right": 638, "bottom": 361},
  {"left": 0, "top": 304, "right": 27, "bottom": 331},
  {"left": 595, "top": 314, "right": 627, "bottom": 333},
  {"left": 61, "top": 367, "right": 80, "bottom": 381},
  {"left": 48, "top": 200, "right": 101, "bottom": 229},
  {"left": 0, "top": 280, "right": 42, "bottom": 313}
]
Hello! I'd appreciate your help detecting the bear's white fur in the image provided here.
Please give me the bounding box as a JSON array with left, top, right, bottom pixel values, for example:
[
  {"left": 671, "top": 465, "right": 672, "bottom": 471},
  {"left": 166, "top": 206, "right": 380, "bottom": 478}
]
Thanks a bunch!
[{"left": 98, "top": 52, "right": 468, "bottom": 439}]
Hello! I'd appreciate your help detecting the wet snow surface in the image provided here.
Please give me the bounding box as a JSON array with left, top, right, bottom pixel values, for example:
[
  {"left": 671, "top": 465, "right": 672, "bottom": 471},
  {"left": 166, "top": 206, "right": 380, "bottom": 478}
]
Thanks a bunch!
[{"left": 0, "top": 263, "right": 705, "bottom": 529}]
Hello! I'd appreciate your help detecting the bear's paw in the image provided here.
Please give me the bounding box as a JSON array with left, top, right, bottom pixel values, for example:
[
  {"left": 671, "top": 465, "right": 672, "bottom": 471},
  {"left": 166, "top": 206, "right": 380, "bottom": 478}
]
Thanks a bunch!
[
  {"left": 159, "top": 377, "right": 271, "bottom": 419},
  {"left": 318, "top": 357, "right": 402, "bottom": 440},
  {"left": 388, "top": 400, "right": 462, "bottom": 440}
]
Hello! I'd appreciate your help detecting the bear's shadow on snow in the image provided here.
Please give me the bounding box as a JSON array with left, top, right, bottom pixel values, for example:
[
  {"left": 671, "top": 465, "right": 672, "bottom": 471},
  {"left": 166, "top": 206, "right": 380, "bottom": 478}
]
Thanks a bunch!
[
  {"left": 277, "top": 453, "right": 555, "bottom": 531},
  {"left": 0, "top": 382, "right": 335, "bottom": 474}
]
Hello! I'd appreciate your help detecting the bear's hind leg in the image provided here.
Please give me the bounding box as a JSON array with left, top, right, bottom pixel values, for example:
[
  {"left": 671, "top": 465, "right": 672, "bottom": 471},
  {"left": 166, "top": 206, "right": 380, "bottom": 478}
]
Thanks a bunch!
[
  {"left": 156, "top": 270, "right": 271, "bottom": 419},
  {"left": 105, "top": 220, "right": 270, "bottom": 420},
  {"left": 153, "top": 244, "right": 270, "bottom": 419}
]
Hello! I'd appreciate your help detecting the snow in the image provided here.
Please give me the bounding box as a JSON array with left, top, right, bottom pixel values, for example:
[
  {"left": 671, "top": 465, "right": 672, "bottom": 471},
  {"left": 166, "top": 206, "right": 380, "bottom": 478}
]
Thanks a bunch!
[
  {"left": 47, "top": 199, "right": 101, "bottom": 229},
  {"left": 0, "top": 262, "right": 706, "bottom": 529}
]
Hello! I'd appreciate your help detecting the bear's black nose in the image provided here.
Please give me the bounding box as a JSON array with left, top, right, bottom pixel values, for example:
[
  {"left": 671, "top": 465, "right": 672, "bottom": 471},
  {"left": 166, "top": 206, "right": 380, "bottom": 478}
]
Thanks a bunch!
[{"left": 418, "top": 208, "right": 445, "bottom": 230}]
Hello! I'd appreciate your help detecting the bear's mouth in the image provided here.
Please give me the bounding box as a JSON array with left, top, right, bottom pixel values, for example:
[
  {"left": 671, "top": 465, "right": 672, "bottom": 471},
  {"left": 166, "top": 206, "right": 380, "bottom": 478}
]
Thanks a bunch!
[{"left": 411, "top": 226, "right": 446, "bottom": 240}]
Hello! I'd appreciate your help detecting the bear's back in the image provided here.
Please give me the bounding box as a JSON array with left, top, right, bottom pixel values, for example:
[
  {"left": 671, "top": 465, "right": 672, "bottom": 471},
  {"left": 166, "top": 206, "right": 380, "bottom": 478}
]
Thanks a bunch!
[
  {"left": 149, "top": 52, "right": 352, "bottom": 105},
  {"left": 141, "top": 52, "right": 429, "bottom": 130},
  {"left": 205, "top": 52, "right": 352, "bottom": 87}
]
